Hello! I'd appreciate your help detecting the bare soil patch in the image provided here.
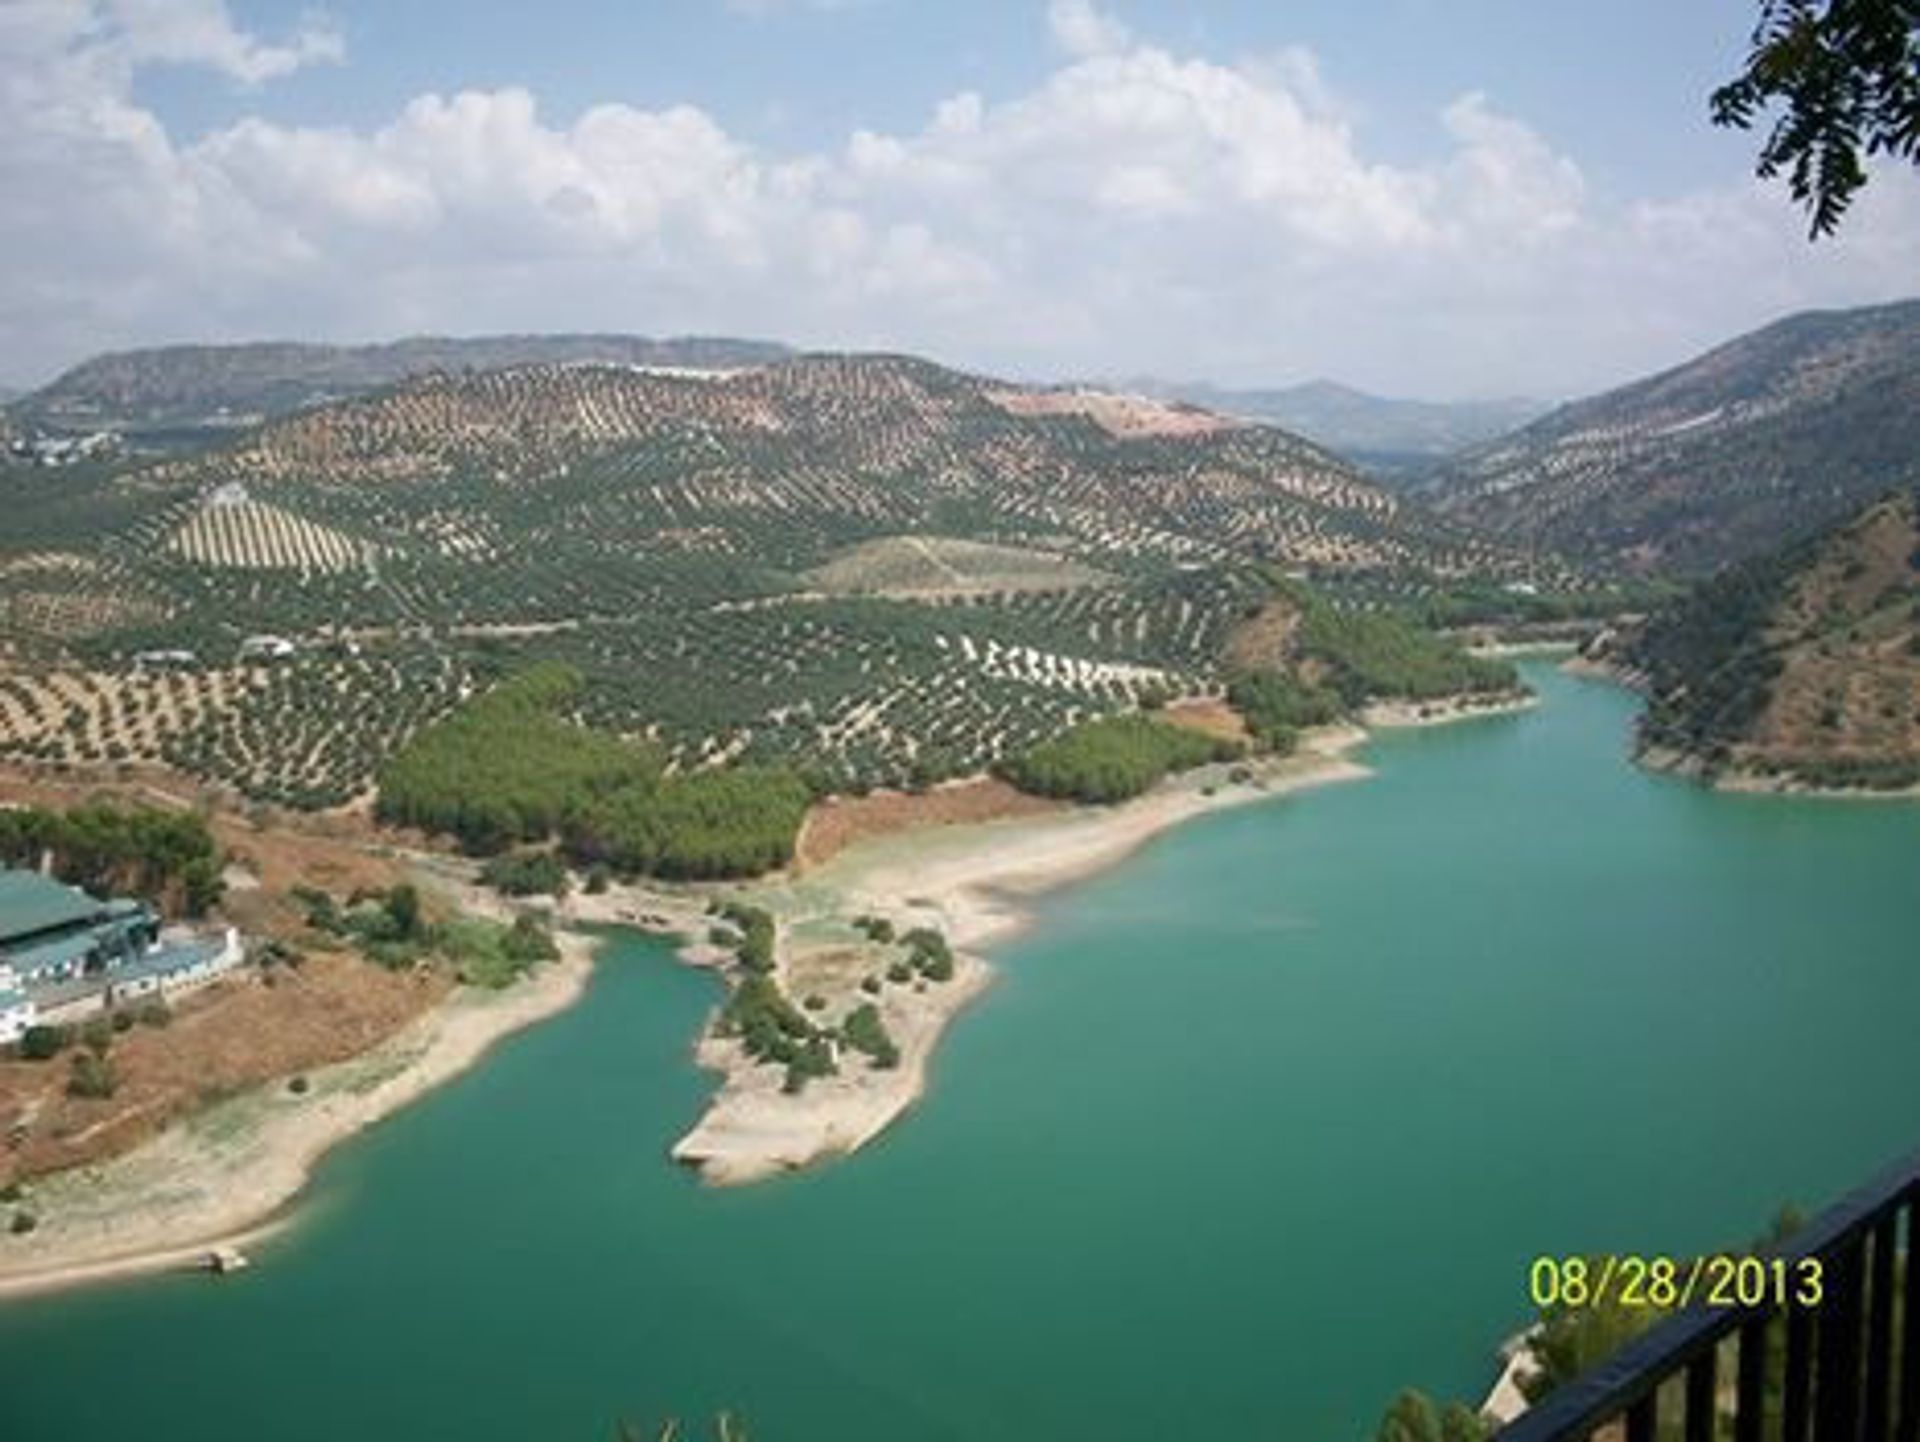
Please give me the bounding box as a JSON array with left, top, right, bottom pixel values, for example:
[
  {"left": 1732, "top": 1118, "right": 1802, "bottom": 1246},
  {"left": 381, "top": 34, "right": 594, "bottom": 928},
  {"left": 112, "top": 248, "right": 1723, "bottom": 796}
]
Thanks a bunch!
[
  {"left": 795, "top": 777, "right": 1065, "bottom": 871},
  {"left": 1160, "top": 698, "right": 1251, "bottom": 744}
]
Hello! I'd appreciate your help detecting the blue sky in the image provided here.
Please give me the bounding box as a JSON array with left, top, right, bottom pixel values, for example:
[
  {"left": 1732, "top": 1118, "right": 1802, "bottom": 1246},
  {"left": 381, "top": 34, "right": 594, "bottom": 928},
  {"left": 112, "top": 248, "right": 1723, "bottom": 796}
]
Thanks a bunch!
[
  {"left": 140, "top": 1, "right": 1752, "bottom": 197},
  {"left": 3, "top": 0, "right": 1915, "bottom": 397}
]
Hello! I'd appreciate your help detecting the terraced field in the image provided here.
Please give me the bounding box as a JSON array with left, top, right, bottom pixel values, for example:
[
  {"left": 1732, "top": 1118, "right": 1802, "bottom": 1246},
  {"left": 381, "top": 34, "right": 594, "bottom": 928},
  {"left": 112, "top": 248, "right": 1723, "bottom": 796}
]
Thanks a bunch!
[{"left": 0, "top": 352, "right": 1573, "bottom": 805}]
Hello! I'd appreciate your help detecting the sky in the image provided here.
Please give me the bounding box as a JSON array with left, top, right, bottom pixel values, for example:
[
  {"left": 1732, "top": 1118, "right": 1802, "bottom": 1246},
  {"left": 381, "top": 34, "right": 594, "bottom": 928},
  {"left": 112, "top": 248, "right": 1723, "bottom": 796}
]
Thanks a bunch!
[{"left": 1, "top": 0, "right": 1916, "bottom": 400}]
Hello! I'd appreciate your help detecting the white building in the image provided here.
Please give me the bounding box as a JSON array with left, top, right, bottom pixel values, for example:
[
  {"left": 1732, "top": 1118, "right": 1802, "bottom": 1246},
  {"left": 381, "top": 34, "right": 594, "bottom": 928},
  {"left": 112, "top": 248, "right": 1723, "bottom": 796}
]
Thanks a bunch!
[
  {"left": 0, "top": 963, "right": 36, "bottom": 1046},
  {"left": 238, "top": 634, "right": 297, "bottom": 662}
]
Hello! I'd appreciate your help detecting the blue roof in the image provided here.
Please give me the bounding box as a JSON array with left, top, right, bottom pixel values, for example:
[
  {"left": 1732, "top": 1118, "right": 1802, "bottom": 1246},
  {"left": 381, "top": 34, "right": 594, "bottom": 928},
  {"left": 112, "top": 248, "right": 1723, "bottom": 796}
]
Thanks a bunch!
[{"left": 0, "top": 869, "right": 102, "bottom": 943}]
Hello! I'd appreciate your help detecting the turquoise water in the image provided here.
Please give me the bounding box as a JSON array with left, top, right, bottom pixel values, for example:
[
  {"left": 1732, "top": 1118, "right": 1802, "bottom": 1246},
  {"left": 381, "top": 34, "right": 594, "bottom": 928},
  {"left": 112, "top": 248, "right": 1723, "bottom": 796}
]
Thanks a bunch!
[{"left": 3, "top": 662, "right": 1919, "bottom": 1441}]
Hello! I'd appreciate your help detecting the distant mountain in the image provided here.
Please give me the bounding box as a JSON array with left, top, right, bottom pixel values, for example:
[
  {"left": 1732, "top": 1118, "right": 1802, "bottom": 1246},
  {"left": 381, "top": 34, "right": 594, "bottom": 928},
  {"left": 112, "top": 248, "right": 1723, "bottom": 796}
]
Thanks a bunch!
[
  {"left": 1124, "top": 378, "right": 1548, "bottom": 473},
  {"left": 14, "top": 334, "right": 794, "bottom": 433},
  {"left": 1611, "top": 489, "right": 1920, "bottom": 790},
  {"left": 1425, "top": 299, "right": 1920, "bottom": 575}
]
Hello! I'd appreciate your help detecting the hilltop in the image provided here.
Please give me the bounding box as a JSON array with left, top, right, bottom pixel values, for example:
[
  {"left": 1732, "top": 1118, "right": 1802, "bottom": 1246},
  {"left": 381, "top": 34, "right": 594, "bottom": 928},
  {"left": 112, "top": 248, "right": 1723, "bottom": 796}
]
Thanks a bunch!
[
  {"left": 1611, "top": 489, "right": 1920, "bottom": 790},
  {"left": 1118, "top": 378, "right": 1547, "bottom": 476},
  {"left": 12, "top": 334, "right": 792, "bottom": 435},
  {"left": 0, "top": 350, "right": 1562, "bottom": 811},
  {"left": 1425, "top": 299, "right": 1920, "bottom": 574}
]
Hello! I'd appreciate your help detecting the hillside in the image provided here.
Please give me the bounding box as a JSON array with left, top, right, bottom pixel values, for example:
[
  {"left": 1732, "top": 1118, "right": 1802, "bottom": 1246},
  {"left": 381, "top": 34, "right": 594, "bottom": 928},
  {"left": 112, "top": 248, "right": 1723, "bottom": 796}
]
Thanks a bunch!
[
  {"left": 0, "top": 351, "right": 1562, "bottom": 809},
  {"left": 1125, "top": 378, "right": 1547, "bottom": 474},
  {"left": 1426, "top": 300, "right": 1920, "bottom": 574},
  {"left": 1617, "top": 490, "right": 1920, "bottom": 790},
  {"left": 13, "top": 334, "right": 792, "bottom": 433}
]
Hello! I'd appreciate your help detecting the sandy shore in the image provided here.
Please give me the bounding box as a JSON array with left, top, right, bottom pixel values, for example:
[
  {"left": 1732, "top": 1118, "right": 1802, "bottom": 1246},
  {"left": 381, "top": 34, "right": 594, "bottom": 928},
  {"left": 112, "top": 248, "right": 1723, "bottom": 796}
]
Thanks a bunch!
[
  {"left": 0, "top": 930, "right": 596, "bottom": 1302},
  {"left": 0, "top": 685, "right": 1540, "bottom": 1287},
  {"left": 668, "top": 726, "right": 1374, "bottom": 1186}
]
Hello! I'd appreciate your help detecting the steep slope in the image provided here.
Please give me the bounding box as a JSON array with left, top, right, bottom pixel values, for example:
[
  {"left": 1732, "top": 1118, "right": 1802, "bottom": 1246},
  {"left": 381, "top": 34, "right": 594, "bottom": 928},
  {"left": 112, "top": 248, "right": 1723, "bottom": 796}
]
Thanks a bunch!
[
  {"left": 1426, "top": 300, "right": 1920, "bottom": 574},
  {"left": 0, "top": 352, "right": 1555, "bottom": 807},
  {"left": 15, "top": 333, "right": 792, "bottom": 432},
  {"left": 1617, "top": 490, "right": 1920, "bottom": 789}
]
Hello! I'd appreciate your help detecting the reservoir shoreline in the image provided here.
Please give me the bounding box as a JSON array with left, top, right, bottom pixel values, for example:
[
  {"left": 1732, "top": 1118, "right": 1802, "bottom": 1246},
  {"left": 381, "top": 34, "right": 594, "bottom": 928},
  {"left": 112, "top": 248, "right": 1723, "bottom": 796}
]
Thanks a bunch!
[{"left": 0, "top": 689, "right": 1529, "bottom": 1299}]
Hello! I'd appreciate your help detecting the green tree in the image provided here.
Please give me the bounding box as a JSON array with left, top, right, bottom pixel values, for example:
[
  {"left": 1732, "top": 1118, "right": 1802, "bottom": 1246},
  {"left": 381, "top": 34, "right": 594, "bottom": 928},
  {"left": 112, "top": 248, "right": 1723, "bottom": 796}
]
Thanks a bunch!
[
  {"left": 1375, "top": 1389, "right": 1489, "bottom": 1442},
  {"left": 1712, "top": 0, "right": 1920, "bottom": 235},
  {"left": 1377, "top": 1390, "right": 1442, "bottom": 1442},
  {"left": 386, "top": 883, "right": 424, "bottom": 941}
]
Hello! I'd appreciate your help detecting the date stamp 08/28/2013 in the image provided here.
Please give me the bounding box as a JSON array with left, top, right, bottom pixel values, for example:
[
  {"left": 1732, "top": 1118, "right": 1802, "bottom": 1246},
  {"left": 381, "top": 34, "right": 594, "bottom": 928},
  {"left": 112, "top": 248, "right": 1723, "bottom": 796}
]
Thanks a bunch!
[{"left": 1528, "top": 1255, "right": 1826, "bottom": 1311}]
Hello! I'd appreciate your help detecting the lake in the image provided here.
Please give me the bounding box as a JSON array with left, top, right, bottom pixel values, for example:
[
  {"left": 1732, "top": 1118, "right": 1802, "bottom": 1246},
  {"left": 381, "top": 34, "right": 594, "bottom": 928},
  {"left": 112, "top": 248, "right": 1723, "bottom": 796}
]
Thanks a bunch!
[{"left": 3, "top": 661, "right": 1918, "bottom": 1441}]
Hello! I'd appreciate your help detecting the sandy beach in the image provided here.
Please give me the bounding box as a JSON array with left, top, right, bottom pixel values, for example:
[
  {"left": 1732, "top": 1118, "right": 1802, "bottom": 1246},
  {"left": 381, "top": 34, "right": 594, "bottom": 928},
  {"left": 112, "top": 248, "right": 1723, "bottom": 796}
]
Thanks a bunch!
[{"left": 0, "top": 930, "right": 596, "bottom": 1301}]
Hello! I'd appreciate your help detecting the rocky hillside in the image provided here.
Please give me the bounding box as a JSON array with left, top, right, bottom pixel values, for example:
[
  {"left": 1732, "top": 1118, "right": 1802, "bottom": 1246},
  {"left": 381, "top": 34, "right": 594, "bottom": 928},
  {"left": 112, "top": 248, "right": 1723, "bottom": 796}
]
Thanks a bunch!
[
  {"left": 14, "top": 333, "right": 792, "bottom": 431},
  {"left": 1426, "top": 300, "right": 1920, "bottom": 574},
  {"left": 1617, "top": 490, "right": 1920, "bottom": 790}
]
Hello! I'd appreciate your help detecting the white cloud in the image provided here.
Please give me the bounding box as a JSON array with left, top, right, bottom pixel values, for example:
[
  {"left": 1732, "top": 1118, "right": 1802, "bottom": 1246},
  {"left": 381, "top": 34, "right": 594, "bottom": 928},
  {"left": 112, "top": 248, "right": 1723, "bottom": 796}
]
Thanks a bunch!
[
  {"left": 1047, "top": 0, "right": 1130, "bottom": 59},
  {"left": 104, "top": 0, "right": 343, "bottom": 85},
  {"left": 1, "top": 1, "right": 1916, "bottom": 397}
]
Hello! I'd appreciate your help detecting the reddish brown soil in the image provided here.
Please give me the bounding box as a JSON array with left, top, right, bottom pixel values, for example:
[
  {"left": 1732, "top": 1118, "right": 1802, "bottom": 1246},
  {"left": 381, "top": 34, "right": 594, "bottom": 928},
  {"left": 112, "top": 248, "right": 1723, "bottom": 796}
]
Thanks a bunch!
[
  {"left": 1161, "top": 698, "right": 1252, "bottom": 744},
  {"left": 0, "top": 766, "right": 452, "bottom": 1186},
  {"left": 795, "top": 777, "right": 1065, "bottom": 871},
  {"left": 0, "top": 953, "right": 451, "bottom": 1184}
]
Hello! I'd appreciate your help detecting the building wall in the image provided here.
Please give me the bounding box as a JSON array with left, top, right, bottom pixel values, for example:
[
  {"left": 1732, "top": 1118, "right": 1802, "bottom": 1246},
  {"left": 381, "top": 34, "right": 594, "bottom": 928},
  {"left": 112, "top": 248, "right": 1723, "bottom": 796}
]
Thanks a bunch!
[
  {"left": 0, "top": 998, "right": 35, "bottom": 1045},
  {"left": 35, "top": 929, "right": 245, "bottom": 1027}
]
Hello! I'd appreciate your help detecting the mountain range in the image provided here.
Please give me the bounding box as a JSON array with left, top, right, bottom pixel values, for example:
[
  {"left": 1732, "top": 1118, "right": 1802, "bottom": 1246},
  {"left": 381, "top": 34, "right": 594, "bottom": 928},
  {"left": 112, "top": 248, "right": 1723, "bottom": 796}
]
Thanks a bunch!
[
  {"left": 12, "top": 334, "right": 794, "bottom": 434},
  {"left": 5, "top": 296, "right": 1920, "bottom": 805},
  {"left": 1423, "top": 299, "right": 1920, "bottom": 575},
  {"left": 1115, "top": 378, "right": 1548, "bottom": 474}
]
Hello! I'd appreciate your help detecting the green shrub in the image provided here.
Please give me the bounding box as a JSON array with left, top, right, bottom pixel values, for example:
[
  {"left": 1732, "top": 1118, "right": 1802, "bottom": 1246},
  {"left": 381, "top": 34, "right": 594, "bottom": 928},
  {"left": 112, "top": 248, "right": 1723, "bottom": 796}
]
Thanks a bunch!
[
  {"left": 9, "top": 1211, "right": 36, "bottom": 1236},
  {"left": 66, "top": 1051, "right": 118, "bottom": 1099},
  {"left": 18, "top": 1025, "right": 70, "bottom": 1061},
  {"left": 480, "top": 849, "right": 570, "bottom": 898},
  {"left": 78, "top": 1016, "right": 114, "bottom": 1057},
  {"left": 782, "top": 1036, "right": 837, "bottom": 1094},
  {"left": 715, "top": 903, "right": 776, "bottom": 972},
  {"left": 842, "top": 1003, "right": 900, "bottom": 1069},
  {"left": 903, "top": 927, "right": 955, "bottom": 982},
  {"left": 853, "top": 915, "right": 895, "bottom": 944}
]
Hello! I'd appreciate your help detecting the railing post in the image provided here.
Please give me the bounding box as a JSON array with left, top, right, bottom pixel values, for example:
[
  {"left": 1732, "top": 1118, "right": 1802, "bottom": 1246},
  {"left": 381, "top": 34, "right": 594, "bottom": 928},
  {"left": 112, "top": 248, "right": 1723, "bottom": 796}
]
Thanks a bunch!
[
  {"left": 1626, "top": 1391, "right": 1657, "bottom": 1442},
  {"left": 1788, "top": 1299, "right": 1817, "bottom": 1442},
  {"left": 1686, "top": 1349, "right": 1716, "bottom": 1442},
  {"left": 1736, "top": 1316, "right": 1770, "bottom": 1442},
  {"left": 1900, "top": 1193, "right": 1920, "bottom": 1442},
  {"left": 1817, "top": 1235, "right": 1866, "bottom": 1442},
  {"left": 1868, "top": 1214, "right": 1897, "bottom": 1441}
]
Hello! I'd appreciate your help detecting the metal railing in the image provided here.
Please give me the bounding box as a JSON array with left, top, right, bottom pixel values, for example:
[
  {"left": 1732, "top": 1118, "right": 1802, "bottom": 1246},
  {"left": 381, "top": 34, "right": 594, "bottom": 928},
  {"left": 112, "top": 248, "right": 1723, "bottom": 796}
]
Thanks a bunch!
[{"left": 1501, "top": 1147, "right": 1920, "bottom": 1442}]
